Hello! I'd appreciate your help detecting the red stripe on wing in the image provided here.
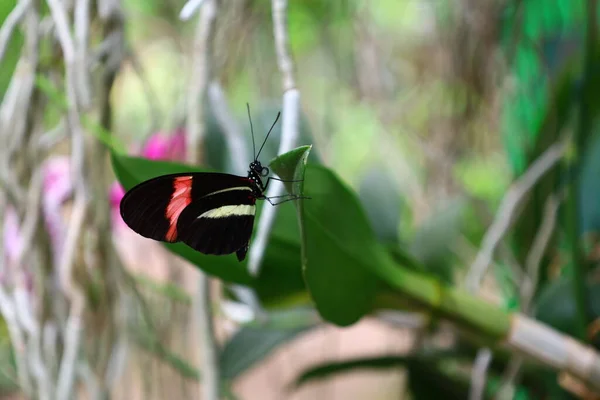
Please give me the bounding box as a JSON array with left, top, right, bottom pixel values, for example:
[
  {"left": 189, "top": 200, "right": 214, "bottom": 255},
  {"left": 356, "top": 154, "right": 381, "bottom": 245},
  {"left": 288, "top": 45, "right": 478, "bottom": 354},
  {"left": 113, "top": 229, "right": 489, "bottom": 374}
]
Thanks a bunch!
[{"left": 165, "top": 176, "right": 193, "bottom": 241}]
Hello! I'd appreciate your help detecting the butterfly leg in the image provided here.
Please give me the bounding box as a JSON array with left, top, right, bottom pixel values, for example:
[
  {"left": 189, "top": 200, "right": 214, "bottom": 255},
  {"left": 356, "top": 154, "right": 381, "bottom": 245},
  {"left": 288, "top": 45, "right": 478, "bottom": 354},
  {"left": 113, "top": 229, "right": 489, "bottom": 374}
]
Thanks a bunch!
[
  {"left": 263, "top": 176, "right": 304, "bottom": 191},
  {"left": 264, "top": 194, "right": 311, "bottom": 206}
]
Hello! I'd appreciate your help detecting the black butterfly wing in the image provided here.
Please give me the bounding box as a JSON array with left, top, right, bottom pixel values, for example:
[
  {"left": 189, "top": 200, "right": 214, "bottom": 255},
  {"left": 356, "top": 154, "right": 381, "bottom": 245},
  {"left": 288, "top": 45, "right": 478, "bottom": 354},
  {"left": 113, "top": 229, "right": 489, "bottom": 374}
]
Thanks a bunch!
[
  {"left": 176, "top": 189, "right": 257, "bottom": 261},
  {"left": 119, "top": 172, "right": 257, "bottom": 250}
]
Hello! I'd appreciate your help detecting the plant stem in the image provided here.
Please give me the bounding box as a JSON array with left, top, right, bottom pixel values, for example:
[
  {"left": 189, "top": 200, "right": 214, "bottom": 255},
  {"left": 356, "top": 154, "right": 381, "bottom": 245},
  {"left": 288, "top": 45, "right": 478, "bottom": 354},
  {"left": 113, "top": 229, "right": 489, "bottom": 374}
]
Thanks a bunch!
[
  {"left": 567, "top": 0, "right": 598, "bottom": 341},
  {"left": 374, "top": 270, "right": 511, "bottom": 341}
]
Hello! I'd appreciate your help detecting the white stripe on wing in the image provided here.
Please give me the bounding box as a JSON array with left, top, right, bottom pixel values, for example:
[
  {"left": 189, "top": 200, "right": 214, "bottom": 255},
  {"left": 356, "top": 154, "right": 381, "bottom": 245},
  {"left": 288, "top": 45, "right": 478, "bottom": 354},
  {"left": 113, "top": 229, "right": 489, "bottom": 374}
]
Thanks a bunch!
[{"left": 198, "top": 204, "right": 256, "bottom": 219}]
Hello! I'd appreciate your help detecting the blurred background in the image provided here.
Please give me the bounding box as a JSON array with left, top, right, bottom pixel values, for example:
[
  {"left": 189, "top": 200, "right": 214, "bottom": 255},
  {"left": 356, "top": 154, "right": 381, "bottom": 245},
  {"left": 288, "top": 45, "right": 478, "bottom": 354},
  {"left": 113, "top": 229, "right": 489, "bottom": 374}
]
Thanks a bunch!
[{"left": 2, "top": 0, "right": 600, "bottom": 399}]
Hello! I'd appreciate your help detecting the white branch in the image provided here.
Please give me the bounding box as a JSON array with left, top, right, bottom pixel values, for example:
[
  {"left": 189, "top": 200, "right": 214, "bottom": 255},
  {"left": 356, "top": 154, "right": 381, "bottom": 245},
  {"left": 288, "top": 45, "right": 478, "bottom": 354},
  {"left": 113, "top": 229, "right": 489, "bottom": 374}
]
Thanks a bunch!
[
  {"left": 179, "top": 0, "right": 206, "bottom": 21},
  {"left": 521, "top": 193, "right": 563, "bottom": 312},
  {"left": 464, "top": 139, "right": 568, "bottom": 292},
  {"left": 208, "top": 81, "right": 248, "bottom": 174},
  {"left": 185, "top": 1, "right": 220, "bottom": 399},
  {"left": 510, "top": 315, "right": 600, "bottom": 391},
  {"left": 247, "top": 90, "right": 301, "bottom": 276},
  {"left": 247, "top": 0, "right": 301, "bottom": 277},
  {"left": 55, "top": 192, "right": 87, "bottom": 400},
  {"left": 469, "top": 348, "right": 493, "bottom": 400},
  {"left": 271, "top": 0, "right": 296, "bottom": 91},
  {"left": 0, "top": 197, "right": 31, "bottom": 391},
  {"left": 74, "top": 0, "right": 91, "bottom": 107}
]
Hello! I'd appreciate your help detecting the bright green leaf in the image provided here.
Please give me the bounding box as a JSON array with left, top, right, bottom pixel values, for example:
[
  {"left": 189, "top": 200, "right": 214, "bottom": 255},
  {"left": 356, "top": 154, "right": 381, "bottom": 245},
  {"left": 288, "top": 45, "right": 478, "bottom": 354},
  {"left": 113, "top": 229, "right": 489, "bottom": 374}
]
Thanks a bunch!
[{"left": 272, "top": 156, "right": 381, "bottom": 326}]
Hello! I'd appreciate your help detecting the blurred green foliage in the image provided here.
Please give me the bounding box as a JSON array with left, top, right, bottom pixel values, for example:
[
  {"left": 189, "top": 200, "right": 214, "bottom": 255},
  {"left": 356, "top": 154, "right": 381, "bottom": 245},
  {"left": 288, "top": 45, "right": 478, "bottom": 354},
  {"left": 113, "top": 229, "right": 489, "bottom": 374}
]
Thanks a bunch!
[{"left": 0, "top": 0, "right": 21, "bottom": 100}]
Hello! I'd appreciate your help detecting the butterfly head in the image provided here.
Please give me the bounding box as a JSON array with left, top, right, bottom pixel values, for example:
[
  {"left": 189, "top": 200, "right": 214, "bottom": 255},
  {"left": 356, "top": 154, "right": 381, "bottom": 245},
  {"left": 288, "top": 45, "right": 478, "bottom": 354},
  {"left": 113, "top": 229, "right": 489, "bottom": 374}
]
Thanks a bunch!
[
  {"left": 250, "top": 160, "right": 270, "bottom": 177},
  {"left": 248, "top": 160, "right": 269, "bottom": 192}
]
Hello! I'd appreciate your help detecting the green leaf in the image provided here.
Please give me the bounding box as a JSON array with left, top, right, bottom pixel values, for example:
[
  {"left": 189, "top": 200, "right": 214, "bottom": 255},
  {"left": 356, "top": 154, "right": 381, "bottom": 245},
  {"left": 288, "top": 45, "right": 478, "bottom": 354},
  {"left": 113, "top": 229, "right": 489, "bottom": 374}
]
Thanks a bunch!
[
  {"left": 579, "top": 124, "right": 600, "bottom": 235},
  {"left": 534, "top": 275, "right": 600, "bottom": 340},
  {"left": 219, "top": 308, "right": 320, "bottom": 380},
  {"left": 271, "top": 154, "right": 381, "bottom": 326},
  {"left": 357, "top": 167, "right": 403, "bottom": 244},
  {"left": 294, "top": 352, "right": 476, "bottom": 400},
  {"left": 268, "top": 145, "right": 312, "bottom": 197},
  {"left": 407, "top": 359, "right": 472, "bottom": 400},
  {"left": 408, "top": 198, "right": 466, "bottom": 283},
  {"left": 294, "top": 355, "right": 420, "bottom": 387}
]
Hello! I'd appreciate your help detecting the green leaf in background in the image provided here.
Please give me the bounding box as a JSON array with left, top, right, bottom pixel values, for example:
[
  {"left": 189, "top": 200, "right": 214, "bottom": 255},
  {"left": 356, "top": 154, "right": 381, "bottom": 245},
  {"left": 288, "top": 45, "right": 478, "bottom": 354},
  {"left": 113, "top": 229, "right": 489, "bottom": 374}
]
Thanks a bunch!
[
  {"left": 408, "top": 198, "right": 466, "bottom": 284},
  {"left": 579, "top": 131, "right": 600, "bottom": 235},
  {"left": 220, "top": 307, "right": 320, "bottom": 381},
  {"left": 0, "top": 0, "right": 21, "bottom": 101},
  {"left": 357, "top": 166, "right": 403, "bottom": 244},
  {"left": 533, "top": 275, "right": 600, "bottom": 342},
  {"left": 294, "top": 353, "right": 475, "bottom": 400},
  {"left": 271, "top": 154, "right": 381, "bottom": 326},
  {"left": 294, "top": 355, "right": 424, "bottom": 387}
]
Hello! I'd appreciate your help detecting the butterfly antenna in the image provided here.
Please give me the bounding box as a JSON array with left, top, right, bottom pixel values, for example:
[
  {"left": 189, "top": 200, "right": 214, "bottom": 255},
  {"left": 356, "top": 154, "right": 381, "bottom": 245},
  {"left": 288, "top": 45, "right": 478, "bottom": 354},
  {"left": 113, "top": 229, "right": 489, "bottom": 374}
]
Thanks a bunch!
[
  {"left": 247, "top": 103, "right": 257, "bottom": 160},
  {"left": 256, "top": 111, "right": 281, "bottom": 160}
]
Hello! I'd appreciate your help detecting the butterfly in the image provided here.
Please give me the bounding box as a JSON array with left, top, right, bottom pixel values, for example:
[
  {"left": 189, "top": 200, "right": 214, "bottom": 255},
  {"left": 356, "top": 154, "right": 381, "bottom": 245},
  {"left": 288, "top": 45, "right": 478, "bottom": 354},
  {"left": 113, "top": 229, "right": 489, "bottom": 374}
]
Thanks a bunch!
[{"left": 119, "top": 105, "right": 308, "bottom": 262}]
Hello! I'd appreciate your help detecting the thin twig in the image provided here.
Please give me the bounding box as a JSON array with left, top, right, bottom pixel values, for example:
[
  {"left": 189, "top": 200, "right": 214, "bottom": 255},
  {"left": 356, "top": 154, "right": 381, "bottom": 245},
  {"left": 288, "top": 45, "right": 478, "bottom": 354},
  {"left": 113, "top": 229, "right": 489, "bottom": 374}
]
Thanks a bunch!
[
  {"left": 208, "top": 81, "right": 247, "bottom": 174},
  {"left": 0, "top": 3, "right": 40, "bottom": 396},
  {"left": 186, "top": 0, "right": 217, "bottom": 164},
  {"left": 77, "top": 361, "right": 101, "bottom": 400},
  {"left": 14, "top": 286, "right": 52, "bottom": 400},
  {"left": 179, "top": 0, "right": 206, "bottom": 21},
  {"left": 12, "top": 167, "right": 43, "bottom": 275},
  {"left": 465, "top": 139, "right": 568, "bottom": 292},
  {"left": 127, "top": 48, "right": 162, "bottom": 133},
  {"left": 74, "top": 0, "right": 92, "bottom": 107},
  {"left": 494, "top": 356, "right": 524, "bottom": 400},
  {"left": 185, "top": 1, "right": 220, "bottom": 399},
  {"left": 0, "top": 0, "right": 31, "bottom": 64},
  {"left": 271, "top": 0, "right": 296, "bottom": 91},
  {"left": 47, "top": 1, "right": 91, "bottom": 396},
  {"left": 520, "top": 193, "right": 563, "bottom": 312},
  {"left": 0, "top": 194, "right": 31, "bottom": 394},
  {"left": 55, "top": 191, "right": 87, "bottom": 400},
  {"left": 4, "top": 7, "right": 39, "bottom": 172},
  {"left": 469, "top": 348, "right": 493, "bottom": 400},
  {"left": 247, "top": 0, "right": 301, "bottom": 277}
]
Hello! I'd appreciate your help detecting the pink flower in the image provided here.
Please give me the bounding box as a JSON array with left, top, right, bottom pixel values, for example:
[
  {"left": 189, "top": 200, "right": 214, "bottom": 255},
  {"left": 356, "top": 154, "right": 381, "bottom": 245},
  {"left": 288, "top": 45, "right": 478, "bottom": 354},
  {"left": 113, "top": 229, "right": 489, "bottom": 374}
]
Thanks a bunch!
[
  {"left": 3, "top": 129, "right": 188, "bottom": 274},
  {"left": 140, "top": 128, "right": 186, "bottom": 161},
  {"left": 109, "top": 182, "right": 126, "bottom": 229},
  {"left": 110, "top": 129, "right": 187, "bottom": 229},
  {"left": 42, "top": 157, "right": 72, "bottom": 265}
]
